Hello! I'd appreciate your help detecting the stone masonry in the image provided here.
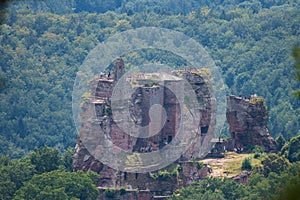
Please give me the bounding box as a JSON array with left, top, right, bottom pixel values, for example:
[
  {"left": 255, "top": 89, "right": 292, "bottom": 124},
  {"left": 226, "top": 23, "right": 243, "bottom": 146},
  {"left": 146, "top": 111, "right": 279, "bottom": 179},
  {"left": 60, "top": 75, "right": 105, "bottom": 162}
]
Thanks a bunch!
[
  {"left": 73, "top": 59, "right": 216, "bottom": 198},
  {"left": 73, "top": 59, "right": 278, "bottom": 199}
]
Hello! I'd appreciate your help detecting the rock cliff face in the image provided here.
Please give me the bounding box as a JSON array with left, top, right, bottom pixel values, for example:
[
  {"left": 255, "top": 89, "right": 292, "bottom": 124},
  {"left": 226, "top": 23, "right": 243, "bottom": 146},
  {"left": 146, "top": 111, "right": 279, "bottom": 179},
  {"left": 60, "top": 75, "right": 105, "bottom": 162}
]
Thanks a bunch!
[
  {"left": 73, "top": 59, "right": 216, "bottom": 196},
  {"left": 74, "top": 59, "right": 277, "bottom": 199},
  {"left": 226, "top": 95, "right": 277, "bottom": 152}
]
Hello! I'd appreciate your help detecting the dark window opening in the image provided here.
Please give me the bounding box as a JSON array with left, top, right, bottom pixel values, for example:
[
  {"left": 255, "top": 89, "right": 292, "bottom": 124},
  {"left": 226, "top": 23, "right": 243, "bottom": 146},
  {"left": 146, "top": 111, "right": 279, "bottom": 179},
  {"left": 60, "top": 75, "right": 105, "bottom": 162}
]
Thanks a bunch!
[
  {"left": 124, "top": 172, "right": 127, "bottom": 180},
  {"left": 232, "top": 132, "right": 235, "bottom": 139},
  {"left": 201, "top": 126, "right": 209, "bottom": 134},
  {"left": 135, "top": 173, "right": 138, "bottom": 179},
  {"left": 168, "top": 136, "right": 172, "bottom": 143}
]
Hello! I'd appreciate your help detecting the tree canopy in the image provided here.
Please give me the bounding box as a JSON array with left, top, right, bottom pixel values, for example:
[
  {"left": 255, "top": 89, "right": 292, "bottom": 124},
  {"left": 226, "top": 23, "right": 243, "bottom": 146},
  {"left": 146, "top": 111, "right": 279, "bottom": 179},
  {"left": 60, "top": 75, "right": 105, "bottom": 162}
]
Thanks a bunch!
[
  {"left": 13, "top": 170, "right": 99, "bottom": 200},
  {"left": 0, "top": 0, "right": 299, "bottom": 158}
]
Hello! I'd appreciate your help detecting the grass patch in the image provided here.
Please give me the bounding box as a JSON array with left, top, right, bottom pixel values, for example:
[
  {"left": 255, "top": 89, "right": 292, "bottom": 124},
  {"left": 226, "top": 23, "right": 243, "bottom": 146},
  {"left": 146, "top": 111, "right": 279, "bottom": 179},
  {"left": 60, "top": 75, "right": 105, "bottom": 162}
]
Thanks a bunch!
[{"left": 202, "top": 152, "right": 261, "bottom": 178}]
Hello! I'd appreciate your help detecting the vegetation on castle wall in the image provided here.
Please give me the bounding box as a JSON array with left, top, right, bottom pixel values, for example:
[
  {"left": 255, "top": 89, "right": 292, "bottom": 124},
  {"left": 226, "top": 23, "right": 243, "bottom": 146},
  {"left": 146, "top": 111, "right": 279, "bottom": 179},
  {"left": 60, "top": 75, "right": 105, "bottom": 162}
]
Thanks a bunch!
[
  {"left": 149, "top": 164, "right": 180, "bottom": 180},
  {"left": 104, "top": 188, "right": 117, "bottom": 198},
  {"left": 249, "top": 97, "right": 265, "bottom": 105},
  {"left": 197, "top": 161, "right": 204, "bottom": 170}
]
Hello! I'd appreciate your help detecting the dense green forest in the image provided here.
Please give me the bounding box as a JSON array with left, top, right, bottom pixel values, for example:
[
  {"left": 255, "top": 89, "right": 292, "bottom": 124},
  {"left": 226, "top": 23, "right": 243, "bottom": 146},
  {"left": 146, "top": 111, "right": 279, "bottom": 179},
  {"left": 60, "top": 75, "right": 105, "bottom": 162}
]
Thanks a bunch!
[
  {"left": 0, "top": 1, "right": 299, "bottom": 159},
  {"left": 0, "top": 1, "right": 300, "bottom": 199},
  {"left": 1, "top": 135, "right": 300, "bottom": 199},
  {"left": 0, "top": 146, "right": 99, "bottom": 199}
]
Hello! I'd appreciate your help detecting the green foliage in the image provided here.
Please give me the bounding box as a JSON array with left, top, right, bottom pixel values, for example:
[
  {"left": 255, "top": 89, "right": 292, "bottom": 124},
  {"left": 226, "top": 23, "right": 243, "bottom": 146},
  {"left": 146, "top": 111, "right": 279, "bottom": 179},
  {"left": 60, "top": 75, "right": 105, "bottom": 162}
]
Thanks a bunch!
[
  {"left": 104, "top": 188, "right": 117, "bottom": 198},
  {"left": 253, "top": 153, "right": 260, "bottom": 159},
  {"left": 197, "top": 161, "right": 204, "bottom": 170},
  {"left": 171, "top": 161, "right": 300, "bottom": 199},
  {"left": 261, "top": 154, "right": 290, "bottom": 177},
  {"left": 241, "top": 157, "right": 252, "bottom": 171},
  {"left": 149, "top": 170, "right": 173, "bottom": 181},
  {"left": 149, "top": 164, "right": 180, "bottom": 180},
  {"left": 252, "top": 145, "right": 265, "bottom": 154},
  {"left": 120, "top": 187, "right": 126, "bottom": 195},
  {"left": 249, "top": 162, "right": 300, "bottom": 200},
  {"left": 275, "top": 134, "right": 286, "bottom": 152},
  {"left": 14, "top": 170, "right": 99, "bottom": 200},
  {"left": 29, "top": 146, "right": 60, "bottom": 174},
  {"left": 87, "top": 170, "right": 100, "bottom": 185},
  {"left": 249, "top": 97, "right": 265, "bottom": 105},
  {"left": 170, "top": 177, "right": 252, "bottom": 200},
  {"left": 281, "top": 134, "right": 300, "bottom": 162},
  {"left": 81, "top": 92, "right": 91, "bottom": 101},
  {"left": 0, "top": 154, "right": 9, "bottom": 166},
  {"left": 0, "top": 0, "right": 299, "bottom": 157},
  {"left": 292, "top": 46, "right": 300, "bottom": 98},
  {"left": 0, "top": 147, "right": 99, "bottom": 199},
  {"left": 252, "top": 145, "right": 265, "bottom": 158},
  {"left": 0, "top": 76, "right": 6, "bottom": 92},
  {"left": 158, "top": 170, "right": 173, "bottom": 180},
  {"left": 61, "top": 147, "right": 74, "bottom": 172},
  {"left": 276, "top": 162, "right": 300, "bottom": 200},
  {"left": 0, "top": 156, "right": 35, "bottom": 200}
]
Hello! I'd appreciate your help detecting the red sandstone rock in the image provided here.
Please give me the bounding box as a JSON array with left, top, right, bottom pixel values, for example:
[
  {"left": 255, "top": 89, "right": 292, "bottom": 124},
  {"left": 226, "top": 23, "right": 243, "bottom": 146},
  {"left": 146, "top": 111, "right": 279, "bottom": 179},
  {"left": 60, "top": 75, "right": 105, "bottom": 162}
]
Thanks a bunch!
[
  {"left": 226, "top": 95, "right": 277, "bottom": 152},
  {"left": 74, "top": 60, "right": 216, "bottom": 198}
]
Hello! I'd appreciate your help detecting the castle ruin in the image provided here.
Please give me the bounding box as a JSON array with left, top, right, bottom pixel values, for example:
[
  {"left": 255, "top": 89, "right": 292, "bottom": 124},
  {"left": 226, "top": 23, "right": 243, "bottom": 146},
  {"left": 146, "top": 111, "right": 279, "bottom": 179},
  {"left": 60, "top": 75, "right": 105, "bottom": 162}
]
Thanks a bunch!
[{"left": 73, "top": 58, "right": 277, "bottom": 199}]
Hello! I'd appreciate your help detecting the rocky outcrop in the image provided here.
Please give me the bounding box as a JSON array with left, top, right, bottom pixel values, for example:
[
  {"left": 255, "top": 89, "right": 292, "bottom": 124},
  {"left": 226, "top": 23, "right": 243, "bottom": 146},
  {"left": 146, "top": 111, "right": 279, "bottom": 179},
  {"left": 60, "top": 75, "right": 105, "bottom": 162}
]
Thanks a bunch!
[
  {"left": 73, "top": 60, "right": 216, "bottom": 197},
  {"left": 226, "top": 95, "right": 277, "bottom": 152},
  {"left": 232, "top": 171, "right": 251, "bottom": 185},
  {"left": 73, "top": 58, "right": 279, "bottom": 199}
]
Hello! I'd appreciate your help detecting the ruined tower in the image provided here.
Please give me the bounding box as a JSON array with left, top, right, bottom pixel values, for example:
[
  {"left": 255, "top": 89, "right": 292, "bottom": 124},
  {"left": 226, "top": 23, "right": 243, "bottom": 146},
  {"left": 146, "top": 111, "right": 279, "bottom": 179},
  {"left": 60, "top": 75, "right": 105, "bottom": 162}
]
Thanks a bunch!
[
  {"left": 113, "top": 58, "right": 124, "bottom": 82},
  {"left": 226, "top": 95, "right": 277, "bottom": 152},
  {"left": 73, "top": 65, "right": 216, "bottom": 197}
]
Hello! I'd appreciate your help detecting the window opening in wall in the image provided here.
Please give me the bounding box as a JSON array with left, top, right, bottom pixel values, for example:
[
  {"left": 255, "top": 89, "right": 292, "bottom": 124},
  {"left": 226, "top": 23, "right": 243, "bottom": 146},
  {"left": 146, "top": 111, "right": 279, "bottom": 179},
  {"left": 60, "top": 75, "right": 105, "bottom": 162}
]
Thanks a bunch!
[
  {"left": 124, "top": 172, "right": 127, "bottom": 180},
  {"left": 201, "top": 126, "right": 209, "bottom": 134},
  {"left": 168, "top": 135, "right": 172, "bottom": 143}
]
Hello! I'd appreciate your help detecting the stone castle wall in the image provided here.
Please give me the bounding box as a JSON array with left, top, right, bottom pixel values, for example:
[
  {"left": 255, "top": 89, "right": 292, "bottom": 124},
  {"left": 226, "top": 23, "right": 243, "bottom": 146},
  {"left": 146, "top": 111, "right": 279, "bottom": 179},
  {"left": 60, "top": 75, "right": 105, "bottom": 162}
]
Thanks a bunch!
[
  {"left": 74, "top": 60, "right": 278, "bottom": 199},
  {"left": 73, "top": 63, "right": 215, "bottom": 194}
]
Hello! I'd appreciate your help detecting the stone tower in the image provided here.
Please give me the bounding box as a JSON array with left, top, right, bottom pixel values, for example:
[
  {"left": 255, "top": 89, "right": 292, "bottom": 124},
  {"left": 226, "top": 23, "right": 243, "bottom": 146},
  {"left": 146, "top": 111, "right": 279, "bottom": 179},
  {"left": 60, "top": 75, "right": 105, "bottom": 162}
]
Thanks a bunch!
[
  {"left": 226, "top": 95, "right": 277, "bottom": 152},
  {"left": 73, "top": 68, "right": 215, "bottom": 197},
  {"left": 113, "top": 58, "right": 124, "bottom": 82}
]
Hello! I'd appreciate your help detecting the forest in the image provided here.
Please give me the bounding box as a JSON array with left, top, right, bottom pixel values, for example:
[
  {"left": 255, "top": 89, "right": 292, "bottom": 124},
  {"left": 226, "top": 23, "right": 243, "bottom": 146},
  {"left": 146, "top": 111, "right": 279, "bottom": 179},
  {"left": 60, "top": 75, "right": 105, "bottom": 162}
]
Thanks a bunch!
[
  {"left": 0, "top": 0, "right": 299, "bottom": 199},
  {"left": 0, "top": 134, "right": 299, "bottom": 199},
  {"left": 0, "top": 0, "right": 299, "bottom": 158}
]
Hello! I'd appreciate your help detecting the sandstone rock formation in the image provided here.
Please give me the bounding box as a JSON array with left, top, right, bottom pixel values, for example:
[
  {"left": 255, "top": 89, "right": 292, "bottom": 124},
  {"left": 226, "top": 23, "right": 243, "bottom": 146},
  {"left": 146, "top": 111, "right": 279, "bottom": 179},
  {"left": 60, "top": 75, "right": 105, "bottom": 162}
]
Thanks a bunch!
[
  {"left": 73, "top": 59, "right": 216, "bottom": 196},
  {"left": 226, "top": 95, "right": 277, "bottom": 152},
  {"left": 74, "top": 58, "right": 278, "bottom": 199}
]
